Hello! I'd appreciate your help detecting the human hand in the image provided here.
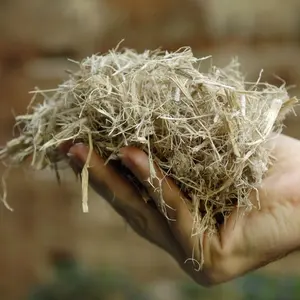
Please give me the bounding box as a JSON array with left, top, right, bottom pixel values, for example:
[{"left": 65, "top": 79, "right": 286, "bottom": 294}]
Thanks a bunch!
[{"left": 64, "top": 134, "right": 300, "bottom": 286}]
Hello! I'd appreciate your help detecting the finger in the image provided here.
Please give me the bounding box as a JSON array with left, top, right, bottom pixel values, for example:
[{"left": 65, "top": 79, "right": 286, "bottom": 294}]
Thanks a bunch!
[
  {"left": 58, "top": 140, "right": 74, "bottom": 155},
  {"left": 119, "top": 147, "right": 188, "bottom": 216},
  {"left": 68, "top": 144, "right": 186, "bottom": 259},
  {"left": 69, "top": 144, "right": 138, "bottom": 204},
  {"left": 119, "top": 146, "right": 202, "bottom": 257}
]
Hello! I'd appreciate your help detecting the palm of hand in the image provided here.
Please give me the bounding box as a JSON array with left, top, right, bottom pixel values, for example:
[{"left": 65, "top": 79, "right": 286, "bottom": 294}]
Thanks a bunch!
[{"left": 67, "top": 134, "right": 300, "bottom": 286}]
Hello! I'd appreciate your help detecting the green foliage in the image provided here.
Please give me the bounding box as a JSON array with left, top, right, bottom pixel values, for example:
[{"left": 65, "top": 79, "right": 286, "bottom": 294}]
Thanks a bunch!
[
  {"left": 179, "top": 273, "right": 300, "bottom": 300},
  {"left": 26, "top": 259, "right": 300, "bottom": 300},
  {"left": 27, "top": 261, "right": 150, "bottom": 300}
]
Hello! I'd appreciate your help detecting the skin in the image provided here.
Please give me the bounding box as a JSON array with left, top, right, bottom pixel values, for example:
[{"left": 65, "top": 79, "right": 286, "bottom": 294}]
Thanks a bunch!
[{"left": 62, "top": 134, "right": 300, "bottom": 286}]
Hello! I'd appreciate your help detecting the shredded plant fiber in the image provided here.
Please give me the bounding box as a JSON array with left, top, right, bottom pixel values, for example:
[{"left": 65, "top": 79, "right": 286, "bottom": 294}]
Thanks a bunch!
[{"left": 0, "top": 47, "right": 297, "bottom": 237}]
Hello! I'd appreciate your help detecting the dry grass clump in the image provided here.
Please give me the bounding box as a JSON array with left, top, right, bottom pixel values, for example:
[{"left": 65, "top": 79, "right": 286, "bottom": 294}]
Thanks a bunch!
[{"left": 0, "top": 46, "right": 297, "bottom": 234}]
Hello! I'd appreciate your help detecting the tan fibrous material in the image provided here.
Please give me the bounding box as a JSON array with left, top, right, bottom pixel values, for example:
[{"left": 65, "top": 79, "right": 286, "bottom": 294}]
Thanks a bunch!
[{"left": 0, "top": 46, "right": 297, "bottom": 236}]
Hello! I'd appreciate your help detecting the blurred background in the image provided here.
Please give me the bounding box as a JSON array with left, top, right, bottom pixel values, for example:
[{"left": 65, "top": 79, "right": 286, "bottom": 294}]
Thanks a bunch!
[{"left": 0, "top": 0, "right": 300, "bottom": 299}]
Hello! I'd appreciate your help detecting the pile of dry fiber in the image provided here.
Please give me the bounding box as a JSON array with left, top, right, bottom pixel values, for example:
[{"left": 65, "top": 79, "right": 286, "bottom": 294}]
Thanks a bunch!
[{"left": 0, "top": 47, "right": 297, "bottom": 234}]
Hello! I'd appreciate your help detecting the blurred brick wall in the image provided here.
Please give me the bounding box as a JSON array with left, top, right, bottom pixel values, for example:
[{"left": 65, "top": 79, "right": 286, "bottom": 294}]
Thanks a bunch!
[
  {"left": 0, "top": 1, "right": 300, "bottom": 299},
  {"left": 201, "top": 0, "right": 300, "bottom": 40}
]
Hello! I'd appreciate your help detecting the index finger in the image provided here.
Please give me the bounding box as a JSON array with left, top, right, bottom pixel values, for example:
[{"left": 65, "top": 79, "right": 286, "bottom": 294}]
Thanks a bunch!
[{"left": 119, "top": 146, "right": 202, "bottom": 257}]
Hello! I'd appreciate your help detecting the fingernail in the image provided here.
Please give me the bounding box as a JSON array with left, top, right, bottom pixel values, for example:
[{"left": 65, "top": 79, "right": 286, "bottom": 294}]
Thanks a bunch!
[
  {"left": 68, "top": 151, "right": 84, "bottom": 168},
  {"left": 121, "top": 156, "right": 135, "bottom": 171},
  {"left": 118, "top": 151, "right": 136, "bottom": 171}
]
